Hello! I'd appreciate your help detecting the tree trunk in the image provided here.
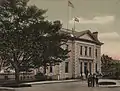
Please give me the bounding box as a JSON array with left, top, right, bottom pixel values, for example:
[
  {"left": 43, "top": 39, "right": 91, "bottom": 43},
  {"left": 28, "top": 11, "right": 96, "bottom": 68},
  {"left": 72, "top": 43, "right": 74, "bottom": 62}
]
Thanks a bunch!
[
  {"left": 43, "top": 64, "right": 46, "bottom": 74},
  {"left": 15, "top": 68, "right": 20, "bottom": 83},
  {"left": 13, "top": 52, "right": 20, "bottom": 83}
]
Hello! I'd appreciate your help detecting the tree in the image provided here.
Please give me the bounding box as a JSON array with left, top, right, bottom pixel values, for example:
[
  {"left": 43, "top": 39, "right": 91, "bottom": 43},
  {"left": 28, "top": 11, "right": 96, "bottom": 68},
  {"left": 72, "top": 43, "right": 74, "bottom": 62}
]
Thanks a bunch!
[
  {"left": 0, "top": 0, "right": 69, "bottom": 83},
  {"left": 39, "top": 20, "right": 70, "bottom": 74},
  {"left": 0, "top": 0, "right": 46, "bottom": 83},
  {"left": 110, "top": 63, "right": 120, "bottom": 79},
  {"left": 0, "top": 57, "right": 5, "bottom": 71},
  {"left": 101, "top": 54, "right": 120, "bottom": 79},
  {"left": 101, "top": 54, "right": 113, "bottom": 73}
]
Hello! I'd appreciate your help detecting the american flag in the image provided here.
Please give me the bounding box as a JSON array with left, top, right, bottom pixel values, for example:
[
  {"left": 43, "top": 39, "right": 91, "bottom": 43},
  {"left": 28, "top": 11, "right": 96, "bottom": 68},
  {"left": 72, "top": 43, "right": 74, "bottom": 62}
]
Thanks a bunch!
[
  {"left": 74, "top": 17, "right": 79, "bottom": 22},
  {"left": 68, "top": 1, "right": 74, "bottom": 8}
]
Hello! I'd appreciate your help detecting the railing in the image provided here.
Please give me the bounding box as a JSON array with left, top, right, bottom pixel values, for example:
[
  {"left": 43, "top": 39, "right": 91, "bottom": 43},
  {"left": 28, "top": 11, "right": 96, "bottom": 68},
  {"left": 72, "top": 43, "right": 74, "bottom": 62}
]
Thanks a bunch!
[{"left": 0, "top": 72, "right": 35, "bottom": 81}]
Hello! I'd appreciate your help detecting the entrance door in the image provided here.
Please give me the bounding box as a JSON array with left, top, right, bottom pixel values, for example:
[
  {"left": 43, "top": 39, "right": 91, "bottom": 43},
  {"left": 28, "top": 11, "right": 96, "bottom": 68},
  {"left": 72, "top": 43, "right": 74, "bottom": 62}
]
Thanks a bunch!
[
  {"left": 80, "top": 62, "right": 82, "bottom": 75},
  {"left": 84, "top": 62, "right": 88, "bottom": 76}
]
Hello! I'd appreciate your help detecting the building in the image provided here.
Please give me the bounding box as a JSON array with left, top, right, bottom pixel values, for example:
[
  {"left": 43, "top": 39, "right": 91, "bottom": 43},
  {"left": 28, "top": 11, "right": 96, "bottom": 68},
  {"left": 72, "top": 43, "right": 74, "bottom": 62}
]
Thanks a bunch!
[{"left": 45, "top": 28, "right": 103, "bottom": 80}]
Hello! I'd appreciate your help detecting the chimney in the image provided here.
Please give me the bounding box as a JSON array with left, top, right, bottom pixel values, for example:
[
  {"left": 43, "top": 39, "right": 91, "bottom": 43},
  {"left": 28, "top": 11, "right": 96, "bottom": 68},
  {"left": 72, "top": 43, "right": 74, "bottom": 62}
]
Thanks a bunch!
[{"left": 93, "top": 32, "right": 98, "bottom": 39}]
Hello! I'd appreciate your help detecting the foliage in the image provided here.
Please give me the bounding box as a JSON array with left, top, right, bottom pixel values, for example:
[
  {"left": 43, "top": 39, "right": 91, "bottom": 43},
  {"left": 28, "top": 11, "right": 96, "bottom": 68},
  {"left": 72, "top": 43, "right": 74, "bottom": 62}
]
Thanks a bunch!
[
  {"left": 34, "top": 72, "right": 46, "bottom": 81},
  {"left": 0, "top": 0, "right": 69, "bottom": 83},
  {"left": 101, "top": 54, "right": 120, "bottom": 79},
  {"left": 101, "top": 54, "right": 113, "bottom": 73},
  {"left": 111, "top": 63, "right": 120, "bottom": 78}
]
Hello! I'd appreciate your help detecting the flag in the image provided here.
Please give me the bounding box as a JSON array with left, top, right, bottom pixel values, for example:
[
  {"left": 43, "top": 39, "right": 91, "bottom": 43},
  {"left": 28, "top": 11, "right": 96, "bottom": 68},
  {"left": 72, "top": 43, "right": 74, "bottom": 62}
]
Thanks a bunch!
[
  {"left": 74, "top": 17, "right": 79, "bottom": 22},
  {"left": 68, "top": 1, "right": 74, "bottom": 8}
]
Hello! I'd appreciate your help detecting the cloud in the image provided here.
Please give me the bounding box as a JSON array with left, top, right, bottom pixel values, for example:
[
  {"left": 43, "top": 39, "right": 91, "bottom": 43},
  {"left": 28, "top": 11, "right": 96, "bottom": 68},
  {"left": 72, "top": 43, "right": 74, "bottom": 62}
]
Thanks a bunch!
[
  {"left": 101, "top": 41, "right": 120, "bottom": 59},
  {"left": 69, "top": 16, "right": 115, "bottom": 24},
  {"left": 99, "top": 32, "right": 120, "bottom": 40}
]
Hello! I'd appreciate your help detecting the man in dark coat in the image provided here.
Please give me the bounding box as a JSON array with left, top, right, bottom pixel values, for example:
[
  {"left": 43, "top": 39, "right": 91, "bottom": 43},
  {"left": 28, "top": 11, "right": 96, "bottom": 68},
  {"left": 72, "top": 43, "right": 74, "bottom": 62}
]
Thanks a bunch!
[
  {"left": 92, "top": 73, "right": 96, "bottom": 87},
  {"left": 95, "top": 72, "right": 100, "bottom": 87},
  {"left": 85, "top": 70, "right": 89, "bottom": 79},
  {"left": 96, "top": 75, "right": 99, "bottom": 87},
  {"left": 87, "top": 73, "right": 92, "bottom": 87}
]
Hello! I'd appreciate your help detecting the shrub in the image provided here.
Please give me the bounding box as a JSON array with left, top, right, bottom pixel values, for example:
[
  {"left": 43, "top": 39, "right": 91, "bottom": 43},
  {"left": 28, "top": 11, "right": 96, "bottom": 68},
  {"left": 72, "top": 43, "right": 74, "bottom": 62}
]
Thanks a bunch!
[{"left": 35, "top": 72, "right": 47, "bottom": 81}]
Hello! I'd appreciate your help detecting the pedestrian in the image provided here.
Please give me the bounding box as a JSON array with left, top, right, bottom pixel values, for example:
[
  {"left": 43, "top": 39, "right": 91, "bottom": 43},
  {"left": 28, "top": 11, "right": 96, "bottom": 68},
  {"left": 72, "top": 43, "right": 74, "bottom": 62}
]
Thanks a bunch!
[
  {"left": 95, "top": 75, "right": 99, "bottom": 87},
  {"left": 87, "top": 73, "right": 92, "bottom": 87},
  {"left": 92, "top": 73, "right": 95, "bottom": 87},
  {"left": 95, "top": 71, "right": 100, "bottom": 87},
  {"left": 85, "top": 70, "right": 89, "bottom": 79}
]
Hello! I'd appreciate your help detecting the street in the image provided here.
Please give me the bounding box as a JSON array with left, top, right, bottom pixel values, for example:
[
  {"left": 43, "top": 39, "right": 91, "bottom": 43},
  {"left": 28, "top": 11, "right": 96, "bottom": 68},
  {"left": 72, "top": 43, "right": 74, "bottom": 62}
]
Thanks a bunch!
[{"left": 16, "top": 81, "right": 120, "bottom": 91}]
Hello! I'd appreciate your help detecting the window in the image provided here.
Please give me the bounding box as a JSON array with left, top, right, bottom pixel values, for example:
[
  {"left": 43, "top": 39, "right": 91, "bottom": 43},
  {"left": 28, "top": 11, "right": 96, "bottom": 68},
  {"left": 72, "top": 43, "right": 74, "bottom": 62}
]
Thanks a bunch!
[
  {"left": 84, "top": 62, "right": 88, "bottom": 74},
  {"left": 95, "top": 49, "right": 97, "bottom": 57},
  {"left": 80, "top": 46, "right": 83, "bottom": 55},
  {"left": 96, "top": 63, "right": 97, "bottom": 72},
  {"left": 27, "top": 76, "right": 29, "bottom": 79},
  {"left": 65, "top": 62, "right": 69, "bottom": 73},
  {"left": 50, "top": 66, "right": 53, "bottom": 73},
  {"left": 89, "top": 47, "right": 92, "bottom": 56},
  {"left": 85, "top": 46, "right": 87, "bottom": 56},
  {"left": 89, "top": 63, "right": 92, "bottom": 73}
]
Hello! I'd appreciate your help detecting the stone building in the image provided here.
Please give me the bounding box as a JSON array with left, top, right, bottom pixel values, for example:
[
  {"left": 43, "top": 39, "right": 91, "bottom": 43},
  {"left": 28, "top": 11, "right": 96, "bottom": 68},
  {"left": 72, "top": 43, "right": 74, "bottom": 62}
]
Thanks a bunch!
[{"left": 45, "top": 28, "right": 103, "bottom": 80}]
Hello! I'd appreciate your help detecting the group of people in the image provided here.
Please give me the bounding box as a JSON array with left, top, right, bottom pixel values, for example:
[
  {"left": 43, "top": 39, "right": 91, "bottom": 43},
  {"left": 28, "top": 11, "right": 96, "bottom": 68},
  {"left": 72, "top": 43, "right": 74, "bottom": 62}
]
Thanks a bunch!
[{"left": 87, "top": 73, "right": 99, "bottom": 87}]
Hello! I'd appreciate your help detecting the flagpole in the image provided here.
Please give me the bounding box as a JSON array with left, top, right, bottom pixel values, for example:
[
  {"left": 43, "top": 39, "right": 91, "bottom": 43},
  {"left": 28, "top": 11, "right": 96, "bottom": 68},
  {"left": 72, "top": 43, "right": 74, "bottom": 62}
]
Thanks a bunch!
[
  {"left": 68, "top": 0, "right": 76, "bottom": 79},
  {"left": 67, "top": 0, "right": 74, "bottom": 30},
  {"left": 72, "top": 18, "right": 75, "bottom": 78},
  {"left": 73, "top": 18, "right": 75, "bottom": 32},
  {"left": 72, "top": 11, "right": 75, "bottom": 79},
  {"left": 67, "top": 0, "right": 69, "bottom": 29}
]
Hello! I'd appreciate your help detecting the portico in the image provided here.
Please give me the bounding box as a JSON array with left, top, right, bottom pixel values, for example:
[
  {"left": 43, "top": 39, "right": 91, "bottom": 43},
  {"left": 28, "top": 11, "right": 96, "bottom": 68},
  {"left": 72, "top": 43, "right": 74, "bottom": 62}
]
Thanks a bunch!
[{"left": 79, "top": 59, "right": 93, "bottom": 77}]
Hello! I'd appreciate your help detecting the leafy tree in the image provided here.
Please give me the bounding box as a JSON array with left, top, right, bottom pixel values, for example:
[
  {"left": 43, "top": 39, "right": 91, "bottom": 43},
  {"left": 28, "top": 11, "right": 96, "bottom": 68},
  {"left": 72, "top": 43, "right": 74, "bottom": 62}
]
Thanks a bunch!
[
  {"left": 101, "top": 54, "right": 113, "bottom": 73},
  {"left": 101, "top": 54, "right": 120, "bottom": 79},
  {"left": 110, "top": 63, "right": 120, "bottom": 79},
  {"left": 39, "top": 20, "right": 69, "bottom": 74},
  {"left": 0, "top": 0, "right": 69, "bottom": 83},
  {"left": 0, "top": 0, "right": 46, "bottom": 83},
  {"left": 0, "top": 57, "right": 4, "bottom": 71}
]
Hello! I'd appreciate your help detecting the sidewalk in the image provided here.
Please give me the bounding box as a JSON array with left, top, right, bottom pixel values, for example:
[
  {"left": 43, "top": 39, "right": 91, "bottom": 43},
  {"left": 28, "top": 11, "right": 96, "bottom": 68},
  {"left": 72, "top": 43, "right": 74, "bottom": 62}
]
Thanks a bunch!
[
  {"left": 0, "top": 87, "right": 15, "bottom": 91},
  {"left": 23, "top": 79, "right": 86, "bottom": 85}
]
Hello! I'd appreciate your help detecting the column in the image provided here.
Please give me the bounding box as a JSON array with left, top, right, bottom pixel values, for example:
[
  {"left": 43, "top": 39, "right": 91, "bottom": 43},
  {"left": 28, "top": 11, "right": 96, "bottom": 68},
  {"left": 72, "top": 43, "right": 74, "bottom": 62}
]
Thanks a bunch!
[
  {"left": 88, "top": 61, "right": 89, "bottom": 73},
  {"left": 82, "top": 62, "right": 85, "bottom": 78},
  {"left": 59, "top": 63, "right": 62, "bottom": 79},
  {"left": 92, "top": 61, "right": 94, "bottom": 74},
  {"left": 93, "top": 45, "right": 96, "bottom": 74},
  {"left": 57, "top": 64, "right": 60, "bottom": 80},
  {"left": 80, "top": 61, "right": 82, "bottom": 76},
  {"left": 98, "top": 47, "right": 101, "bottom": 73}
]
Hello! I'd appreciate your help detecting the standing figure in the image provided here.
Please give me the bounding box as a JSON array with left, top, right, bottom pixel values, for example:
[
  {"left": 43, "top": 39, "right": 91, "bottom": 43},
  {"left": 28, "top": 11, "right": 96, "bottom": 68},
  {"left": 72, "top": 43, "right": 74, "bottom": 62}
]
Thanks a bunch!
[
  {"left": 85, "top": 70, "right": 89, "bottom": 79},
  {"left": 96, "top": 76, "right": 99, "bottom": 87},
  {"left": 87, "top": 73, "right": 92, "bottom": 87},
  {"left": 95, "top": 72, "right": 99, "bottom": 87},
  {"left": 92, "top": 73, "right": 96, "bottom": 87}
]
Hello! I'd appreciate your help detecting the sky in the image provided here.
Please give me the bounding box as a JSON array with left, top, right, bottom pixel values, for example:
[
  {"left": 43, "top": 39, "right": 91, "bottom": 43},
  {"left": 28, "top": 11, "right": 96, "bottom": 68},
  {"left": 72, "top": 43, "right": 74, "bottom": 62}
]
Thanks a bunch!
[{"left": 28, "top": 0, "right": 120, "bottom": 59}]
